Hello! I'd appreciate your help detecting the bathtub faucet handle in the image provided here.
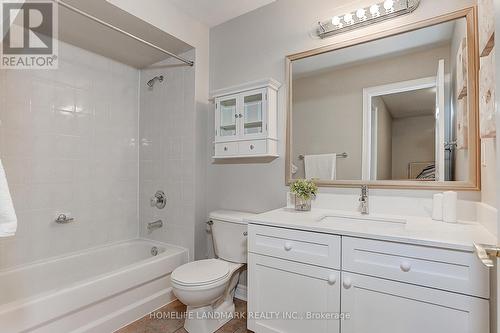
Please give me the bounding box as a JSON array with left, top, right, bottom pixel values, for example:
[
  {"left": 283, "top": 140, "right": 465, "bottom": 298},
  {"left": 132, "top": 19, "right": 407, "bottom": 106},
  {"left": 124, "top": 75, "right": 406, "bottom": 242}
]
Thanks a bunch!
[{"left": 151, "top": 190, "right": 167, "bottom": 209}]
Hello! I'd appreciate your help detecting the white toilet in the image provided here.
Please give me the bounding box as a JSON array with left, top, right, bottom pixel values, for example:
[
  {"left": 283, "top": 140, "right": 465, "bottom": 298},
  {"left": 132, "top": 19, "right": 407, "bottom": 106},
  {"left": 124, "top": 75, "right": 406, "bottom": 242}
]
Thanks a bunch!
[{"left": 171, "top": 210, "right": 254, "bottom": 333}]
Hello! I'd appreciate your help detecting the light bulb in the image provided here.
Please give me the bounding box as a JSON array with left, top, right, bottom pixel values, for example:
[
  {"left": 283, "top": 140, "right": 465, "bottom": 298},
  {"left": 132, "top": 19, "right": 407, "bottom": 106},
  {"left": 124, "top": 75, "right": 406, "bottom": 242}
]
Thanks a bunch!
[
  {"left": 344, "top": 13, "right": 354, "bottom": 24},
  {"left": 356, "top": 8, "right": 366, "bottom": 20},
  {"left": 384, "top": 0, "right": 394, "bottom": 11},
  {"left": 331, "top": 16, "right": 341, "bottom": 26},
  {"left": 370, "top": 4, "right": 380, "bottom": 17}
]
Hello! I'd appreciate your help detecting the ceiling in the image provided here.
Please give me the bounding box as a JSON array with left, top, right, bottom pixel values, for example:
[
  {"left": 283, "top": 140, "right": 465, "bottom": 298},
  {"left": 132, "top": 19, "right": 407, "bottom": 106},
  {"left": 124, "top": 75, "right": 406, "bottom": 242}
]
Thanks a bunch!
[
  {"left": 57, "top": 0, "right": 193, "bottom": 68},
  {"left": 381, "top": 87, "right": 436, "bottom": 119},
  {"left": 293, "top": 19, "right": 459, "bottom": 77},
  {"left": 166, "top": 0, "right": 276, "bottom": 27}
]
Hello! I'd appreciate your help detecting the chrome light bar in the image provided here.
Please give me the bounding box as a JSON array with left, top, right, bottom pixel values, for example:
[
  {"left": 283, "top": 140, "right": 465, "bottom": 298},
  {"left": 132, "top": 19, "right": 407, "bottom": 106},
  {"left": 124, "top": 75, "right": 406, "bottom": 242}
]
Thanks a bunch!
[{"left": 317, "top": 0, "right": 420, "bottom": 39}]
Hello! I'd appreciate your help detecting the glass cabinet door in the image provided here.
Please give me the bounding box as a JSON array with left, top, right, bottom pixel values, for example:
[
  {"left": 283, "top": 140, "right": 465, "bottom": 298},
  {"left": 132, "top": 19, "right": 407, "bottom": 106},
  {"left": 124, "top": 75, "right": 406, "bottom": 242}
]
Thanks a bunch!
[
  {"left": 243, "top": 91, "right": 265, "bottom": 136},
  {"left": 218, "top": 97, "right": 238, "bottom": 137}
]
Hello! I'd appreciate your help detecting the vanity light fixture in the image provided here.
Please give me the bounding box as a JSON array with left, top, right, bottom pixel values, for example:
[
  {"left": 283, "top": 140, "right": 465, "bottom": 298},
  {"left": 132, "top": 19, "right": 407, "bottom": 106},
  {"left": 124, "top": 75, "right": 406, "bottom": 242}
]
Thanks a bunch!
[{"left": 317, "top": 0, "right": 420, "bottom": 38}]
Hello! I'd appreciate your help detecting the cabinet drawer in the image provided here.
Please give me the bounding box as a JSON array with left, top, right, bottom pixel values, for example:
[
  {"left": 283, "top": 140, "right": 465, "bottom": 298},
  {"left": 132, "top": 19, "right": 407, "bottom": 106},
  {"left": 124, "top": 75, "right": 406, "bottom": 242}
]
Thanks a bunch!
[
  {"left": 215, "top": 142, "right": 238, "bottom": 156},
  {"left": 342, "top": 237, "right": 489, "bottom": 298},
  {"left": 248, "top": 224, "right": 341, "bottom": 269},
  {"left": 237, "top": 140, "right": 267, "bottom": 155}
]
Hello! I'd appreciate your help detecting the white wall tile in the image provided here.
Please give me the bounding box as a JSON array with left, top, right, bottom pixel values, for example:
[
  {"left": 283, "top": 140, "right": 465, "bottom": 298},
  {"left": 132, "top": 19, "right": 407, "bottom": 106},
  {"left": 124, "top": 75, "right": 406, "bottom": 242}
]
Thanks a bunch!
[{"left": 0, "top": 40, "right": 140, "bottom": 269}]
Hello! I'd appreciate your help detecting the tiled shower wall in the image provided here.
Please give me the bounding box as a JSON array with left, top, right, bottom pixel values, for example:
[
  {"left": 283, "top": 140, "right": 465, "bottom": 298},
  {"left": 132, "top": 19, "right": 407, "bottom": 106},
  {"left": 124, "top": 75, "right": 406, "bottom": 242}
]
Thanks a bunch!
[
  {"left": 139, "top": 50, "right": 197, "bottom": 258},
  {"left": 0, "top": 41, "right": 140, "bottom": 269}
]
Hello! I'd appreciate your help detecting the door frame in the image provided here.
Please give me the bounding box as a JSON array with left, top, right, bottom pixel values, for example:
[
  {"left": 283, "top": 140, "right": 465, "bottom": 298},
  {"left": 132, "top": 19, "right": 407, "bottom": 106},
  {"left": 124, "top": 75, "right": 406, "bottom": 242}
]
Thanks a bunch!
[{"left": 362, "top": 76, "right": 437, "bottom": 180}]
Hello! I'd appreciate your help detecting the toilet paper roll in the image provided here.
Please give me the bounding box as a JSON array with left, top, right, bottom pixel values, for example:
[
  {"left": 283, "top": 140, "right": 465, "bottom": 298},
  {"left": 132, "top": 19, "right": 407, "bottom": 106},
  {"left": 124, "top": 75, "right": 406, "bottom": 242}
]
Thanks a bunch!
[
  {"left": 442, "top": 191, "right": 458, "bottom": 223},
  {"left": 432, "top": 193, "right": 443, "bottom": 221}
]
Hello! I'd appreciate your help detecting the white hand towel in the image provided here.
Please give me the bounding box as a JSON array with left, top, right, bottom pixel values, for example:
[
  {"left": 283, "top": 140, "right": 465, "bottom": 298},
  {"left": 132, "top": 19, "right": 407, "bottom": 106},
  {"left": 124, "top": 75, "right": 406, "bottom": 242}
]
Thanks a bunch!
[
  {"left": 304, "top": 154, "right": 337, "bottom": 180},
  {"left": 0, "top": 159, "right": 17, "bottom": 237}
]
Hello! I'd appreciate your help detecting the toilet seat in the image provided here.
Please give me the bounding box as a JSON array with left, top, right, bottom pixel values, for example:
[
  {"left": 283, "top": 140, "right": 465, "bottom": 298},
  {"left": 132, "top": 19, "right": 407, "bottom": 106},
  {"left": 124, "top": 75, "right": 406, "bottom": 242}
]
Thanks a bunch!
[{"left": 171, "top": 259, "right": 230, "bottom": 287}]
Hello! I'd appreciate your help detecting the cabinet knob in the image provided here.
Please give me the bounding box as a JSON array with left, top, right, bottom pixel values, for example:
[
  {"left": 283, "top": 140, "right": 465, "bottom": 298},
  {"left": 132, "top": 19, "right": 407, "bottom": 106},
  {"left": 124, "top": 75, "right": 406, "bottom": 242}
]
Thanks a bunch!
[
  {"left": 400, "top": 261, "right": 411, "bottom": 272},
  {"left": 224, "top": 146, "right": 228, "bottom": 151},
  {"left": 328, "top": 274, "right": 337, "bottom": 285},
  {"left": 342, "top": 277, "right": 352, "bottom": 289},
  {"left": 284, "top": 241, "right": 293, "bottom": 251},
  {"left": 250, "top": 145, "right": 255, "bottom": 150}
]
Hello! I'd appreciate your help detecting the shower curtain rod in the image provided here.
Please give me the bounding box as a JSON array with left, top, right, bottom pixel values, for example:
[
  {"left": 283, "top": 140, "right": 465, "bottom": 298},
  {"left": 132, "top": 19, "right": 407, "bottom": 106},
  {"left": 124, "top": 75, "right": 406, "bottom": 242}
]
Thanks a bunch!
[{"left": 53, "top": 0, "right": 195, "bottom": 67}]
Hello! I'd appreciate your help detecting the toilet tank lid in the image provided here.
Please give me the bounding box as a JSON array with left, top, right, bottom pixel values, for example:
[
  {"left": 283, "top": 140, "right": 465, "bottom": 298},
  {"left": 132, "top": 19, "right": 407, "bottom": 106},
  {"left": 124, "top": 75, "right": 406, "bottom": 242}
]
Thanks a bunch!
[{"left": 209, "top": 210, "right": 256, "bottom": 224}]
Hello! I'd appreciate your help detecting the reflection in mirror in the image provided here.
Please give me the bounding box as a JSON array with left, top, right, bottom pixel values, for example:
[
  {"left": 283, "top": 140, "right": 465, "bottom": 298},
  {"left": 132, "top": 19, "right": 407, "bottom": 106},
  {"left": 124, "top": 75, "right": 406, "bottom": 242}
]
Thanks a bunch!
[{"left": 290, "top": 17, "right": 472, "bottom": 184}]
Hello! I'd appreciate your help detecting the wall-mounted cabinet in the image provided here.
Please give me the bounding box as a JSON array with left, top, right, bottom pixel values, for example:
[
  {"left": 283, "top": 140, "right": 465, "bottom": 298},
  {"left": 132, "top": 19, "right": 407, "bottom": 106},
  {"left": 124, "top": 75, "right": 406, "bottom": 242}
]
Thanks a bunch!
[{"left": 212, "top": 79, "right": 280, "bottom": 159}]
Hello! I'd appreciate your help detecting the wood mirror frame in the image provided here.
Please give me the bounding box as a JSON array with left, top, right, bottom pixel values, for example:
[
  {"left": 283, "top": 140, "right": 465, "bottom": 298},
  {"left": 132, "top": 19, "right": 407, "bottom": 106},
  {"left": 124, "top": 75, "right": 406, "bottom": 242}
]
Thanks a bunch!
[{"left": 285, "top": 7, "right": 480, "bottom": 190}]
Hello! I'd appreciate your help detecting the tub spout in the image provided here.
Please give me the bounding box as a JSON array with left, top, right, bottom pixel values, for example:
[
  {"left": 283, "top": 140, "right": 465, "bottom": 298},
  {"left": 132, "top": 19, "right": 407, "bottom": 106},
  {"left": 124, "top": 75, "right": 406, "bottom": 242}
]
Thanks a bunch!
[{"left": 147, "top": 220, "right": 163, "bottom": 231}]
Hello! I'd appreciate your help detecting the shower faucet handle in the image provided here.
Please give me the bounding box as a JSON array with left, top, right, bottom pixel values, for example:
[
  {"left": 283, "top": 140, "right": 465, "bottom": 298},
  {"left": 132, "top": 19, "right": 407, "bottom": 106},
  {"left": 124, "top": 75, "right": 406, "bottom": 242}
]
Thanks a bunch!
[{"left": 151, "top": 190, "right": 167, "bottom": 209}]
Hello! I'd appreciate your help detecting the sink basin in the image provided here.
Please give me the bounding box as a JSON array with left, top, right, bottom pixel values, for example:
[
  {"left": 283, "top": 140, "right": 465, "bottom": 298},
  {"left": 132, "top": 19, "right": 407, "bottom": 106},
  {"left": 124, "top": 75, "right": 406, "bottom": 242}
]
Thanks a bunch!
[{"left": 318, "top": 213, "right": 407, "bottom": 225}]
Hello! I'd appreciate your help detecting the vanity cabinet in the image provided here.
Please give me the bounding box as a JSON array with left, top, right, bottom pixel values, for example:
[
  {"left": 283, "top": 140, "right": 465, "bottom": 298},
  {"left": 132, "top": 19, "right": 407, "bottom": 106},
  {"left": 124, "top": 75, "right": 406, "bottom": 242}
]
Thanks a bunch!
[
  {"left": 247, "top": 224, "right": 490, "bottom": 333},
  {"left": 212, "top": 79, "right": 280, "bottom": 159}
]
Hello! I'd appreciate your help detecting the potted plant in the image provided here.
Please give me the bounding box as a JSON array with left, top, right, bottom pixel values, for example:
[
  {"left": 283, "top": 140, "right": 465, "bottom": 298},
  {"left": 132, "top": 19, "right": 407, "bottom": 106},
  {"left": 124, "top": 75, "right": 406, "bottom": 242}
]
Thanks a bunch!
[{"left": 290, "top": 179, "right": 318, "bottom": 211}]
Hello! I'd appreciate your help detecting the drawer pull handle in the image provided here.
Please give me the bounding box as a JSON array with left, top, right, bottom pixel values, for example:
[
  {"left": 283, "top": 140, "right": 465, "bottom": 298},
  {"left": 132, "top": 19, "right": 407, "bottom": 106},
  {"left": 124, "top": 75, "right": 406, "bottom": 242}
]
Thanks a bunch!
[
  {"left": 328, "top": 274, "right": 337, "bottom": 285},
  {"left": 400, "top": 261, "right": 411, "bottom": 272},
  {"left": 224, "top": 146, "right": 228, "bottom": 151},
  {"left": 342, "top": 277, "right": 352, "bottom": 289},
  {"left": 250, "top": 144, "right": 255, "bottom": 150},
  {"left": 284, "top": 242, "right": 293, "bottom": 251}
]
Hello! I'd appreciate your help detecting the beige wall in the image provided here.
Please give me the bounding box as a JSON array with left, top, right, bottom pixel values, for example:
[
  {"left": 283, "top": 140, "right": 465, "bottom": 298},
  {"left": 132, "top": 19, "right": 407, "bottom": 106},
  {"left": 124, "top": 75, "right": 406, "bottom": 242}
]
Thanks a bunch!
[
  {"left": 392, "top": 115, "right": 436, "bottom": 179},
  {"left": 291, "top": 44, "right": 450, "bottom": 180},
  {"left": 374, "top": 97, "right": 393, "bottom": 180}
]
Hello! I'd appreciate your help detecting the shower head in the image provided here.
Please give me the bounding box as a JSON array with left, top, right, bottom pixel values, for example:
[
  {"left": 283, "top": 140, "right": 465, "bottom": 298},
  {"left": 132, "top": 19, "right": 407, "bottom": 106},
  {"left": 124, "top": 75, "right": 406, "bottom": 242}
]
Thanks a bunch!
[{"left": 147, "top": 75, "right": 164, "bottom": 88}]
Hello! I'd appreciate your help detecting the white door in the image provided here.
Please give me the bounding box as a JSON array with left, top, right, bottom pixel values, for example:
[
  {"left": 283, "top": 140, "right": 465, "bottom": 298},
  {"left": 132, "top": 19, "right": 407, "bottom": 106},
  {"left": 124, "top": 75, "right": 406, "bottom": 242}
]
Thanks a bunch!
[
  {"left": 435, "top": 59, "right": 446, "bottom": 181},
  {"left": 248, "top": 253, "right": 340, "bottom": 333},
  {"left": 341, "top": 272, "right": 489, "bottom": 333}
]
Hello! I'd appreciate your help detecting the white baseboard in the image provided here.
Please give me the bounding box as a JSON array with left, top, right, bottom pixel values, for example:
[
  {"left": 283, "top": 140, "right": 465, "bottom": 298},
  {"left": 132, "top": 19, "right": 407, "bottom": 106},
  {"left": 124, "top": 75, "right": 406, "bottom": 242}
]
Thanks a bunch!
[{"left": 234, "top": 284, "right": 247, "bottom": 301}]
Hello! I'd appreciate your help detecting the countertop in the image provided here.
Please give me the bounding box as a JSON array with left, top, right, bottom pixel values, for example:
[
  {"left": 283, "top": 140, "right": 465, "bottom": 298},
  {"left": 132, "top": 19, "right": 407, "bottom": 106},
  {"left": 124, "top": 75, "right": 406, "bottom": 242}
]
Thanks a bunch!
[{"left": 245, "top": 208, "right": 497, "bottom": 252}]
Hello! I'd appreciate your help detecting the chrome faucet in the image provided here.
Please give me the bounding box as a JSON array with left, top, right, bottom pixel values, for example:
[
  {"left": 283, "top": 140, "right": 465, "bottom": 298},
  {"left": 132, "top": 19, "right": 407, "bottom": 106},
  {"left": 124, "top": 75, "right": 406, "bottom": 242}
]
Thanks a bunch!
[
  {"left": 147, "top": 220, "right": 163, "bottom": 232},
  {"left": 359, "top": 185, "right": 369, "bottom": 215}
]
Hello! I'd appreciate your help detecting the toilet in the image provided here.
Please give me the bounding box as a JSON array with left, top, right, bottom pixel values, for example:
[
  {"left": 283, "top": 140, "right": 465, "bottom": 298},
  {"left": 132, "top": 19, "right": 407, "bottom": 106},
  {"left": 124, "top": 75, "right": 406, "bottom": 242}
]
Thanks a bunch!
[{"left": 171, "top": 210, "right": 254, "bottom": 333}]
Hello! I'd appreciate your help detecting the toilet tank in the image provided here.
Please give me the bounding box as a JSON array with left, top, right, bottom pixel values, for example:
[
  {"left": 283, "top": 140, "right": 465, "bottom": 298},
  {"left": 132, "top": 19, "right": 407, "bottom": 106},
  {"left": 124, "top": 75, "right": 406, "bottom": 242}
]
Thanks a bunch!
[{"left": 209, "top": 210, "right": 255, "bottom": 264}]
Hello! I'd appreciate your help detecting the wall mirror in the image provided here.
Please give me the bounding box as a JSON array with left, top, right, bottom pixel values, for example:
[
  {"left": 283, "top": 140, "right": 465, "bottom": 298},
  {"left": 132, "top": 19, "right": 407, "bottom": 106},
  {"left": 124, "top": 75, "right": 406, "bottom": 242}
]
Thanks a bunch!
[{"left": 286, "top": 8, "right": 479, "bottom": 190}]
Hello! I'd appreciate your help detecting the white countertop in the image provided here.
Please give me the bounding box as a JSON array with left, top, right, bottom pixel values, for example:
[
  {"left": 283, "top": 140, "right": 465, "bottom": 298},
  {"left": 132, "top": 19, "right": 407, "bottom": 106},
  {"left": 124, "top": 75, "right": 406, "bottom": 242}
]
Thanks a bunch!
[{"left": 245, "top": 208, "right": 497, "bottom": 252}]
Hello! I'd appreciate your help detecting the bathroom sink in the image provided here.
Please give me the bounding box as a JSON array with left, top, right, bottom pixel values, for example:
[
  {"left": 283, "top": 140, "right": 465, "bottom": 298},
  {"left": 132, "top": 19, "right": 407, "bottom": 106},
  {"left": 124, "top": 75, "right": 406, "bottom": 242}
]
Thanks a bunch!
[{"left": 318, "top": 213, "right": 407, "bottom": 225}]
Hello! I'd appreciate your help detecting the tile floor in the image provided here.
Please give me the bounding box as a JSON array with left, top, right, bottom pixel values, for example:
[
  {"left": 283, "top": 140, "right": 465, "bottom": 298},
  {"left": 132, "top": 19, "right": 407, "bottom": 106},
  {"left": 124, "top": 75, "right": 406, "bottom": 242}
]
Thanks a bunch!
[{"left": 116, "top": 299, "right": 251, "bottom": 333}]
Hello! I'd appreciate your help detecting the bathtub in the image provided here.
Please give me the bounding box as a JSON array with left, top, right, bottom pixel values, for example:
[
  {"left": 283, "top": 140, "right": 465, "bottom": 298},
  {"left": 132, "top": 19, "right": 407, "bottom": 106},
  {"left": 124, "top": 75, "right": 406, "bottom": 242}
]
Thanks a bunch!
[{"left": 0, "top": 239, "right": 188, "bottom": 333}]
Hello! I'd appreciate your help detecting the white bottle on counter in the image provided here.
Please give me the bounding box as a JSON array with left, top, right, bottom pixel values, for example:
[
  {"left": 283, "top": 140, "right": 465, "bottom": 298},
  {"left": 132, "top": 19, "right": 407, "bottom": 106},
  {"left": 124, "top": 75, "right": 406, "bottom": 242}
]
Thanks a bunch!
[
  {"left": 432, "top": 193, "right": 443, "bottom": 221},
  {"left": 442, "top": 191, "right": 458, "bottom": 223}
]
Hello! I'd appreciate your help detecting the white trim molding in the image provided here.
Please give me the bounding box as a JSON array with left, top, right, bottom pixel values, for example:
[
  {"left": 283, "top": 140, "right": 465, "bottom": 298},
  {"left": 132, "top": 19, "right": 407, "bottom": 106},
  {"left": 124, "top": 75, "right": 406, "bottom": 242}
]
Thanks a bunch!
[{"left": 362, "top": 76, "right": 437, "bottom": 180}]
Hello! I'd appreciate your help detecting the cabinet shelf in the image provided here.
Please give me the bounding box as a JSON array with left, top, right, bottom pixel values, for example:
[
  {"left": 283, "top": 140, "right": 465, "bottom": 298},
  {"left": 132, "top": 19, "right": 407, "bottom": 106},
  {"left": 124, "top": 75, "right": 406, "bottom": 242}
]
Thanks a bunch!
[
  {"left": 244, "top": 121, "right": 263, "bottom": 128},
  {"left": 220, "top": 124, "right": 236, "bottom": 130}
]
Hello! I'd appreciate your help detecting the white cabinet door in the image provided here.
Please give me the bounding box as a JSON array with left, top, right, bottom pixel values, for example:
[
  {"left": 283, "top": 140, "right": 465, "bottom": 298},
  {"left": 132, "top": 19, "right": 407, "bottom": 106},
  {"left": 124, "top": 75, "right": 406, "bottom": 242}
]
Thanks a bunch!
[
  {"left": 248, "top": 253, "right": 340, "bottom": 333},
  {"left": 215, "top": 94, "right": 239, "bottom": 140},
  {"left": 240, "top": 88, "right": 267, "bottom": 140},
  {"left": 341, "top": 272, "right": 489, "bottom": 333}
]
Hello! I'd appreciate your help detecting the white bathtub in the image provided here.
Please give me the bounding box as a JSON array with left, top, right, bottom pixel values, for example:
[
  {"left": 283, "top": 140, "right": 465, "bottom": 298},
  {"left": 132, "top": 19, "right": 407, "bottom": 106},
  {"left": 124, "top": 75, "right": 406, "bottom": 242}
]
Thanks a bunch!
[{"left": 0, "top": 239, "right": 188, "bottom": 333}]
